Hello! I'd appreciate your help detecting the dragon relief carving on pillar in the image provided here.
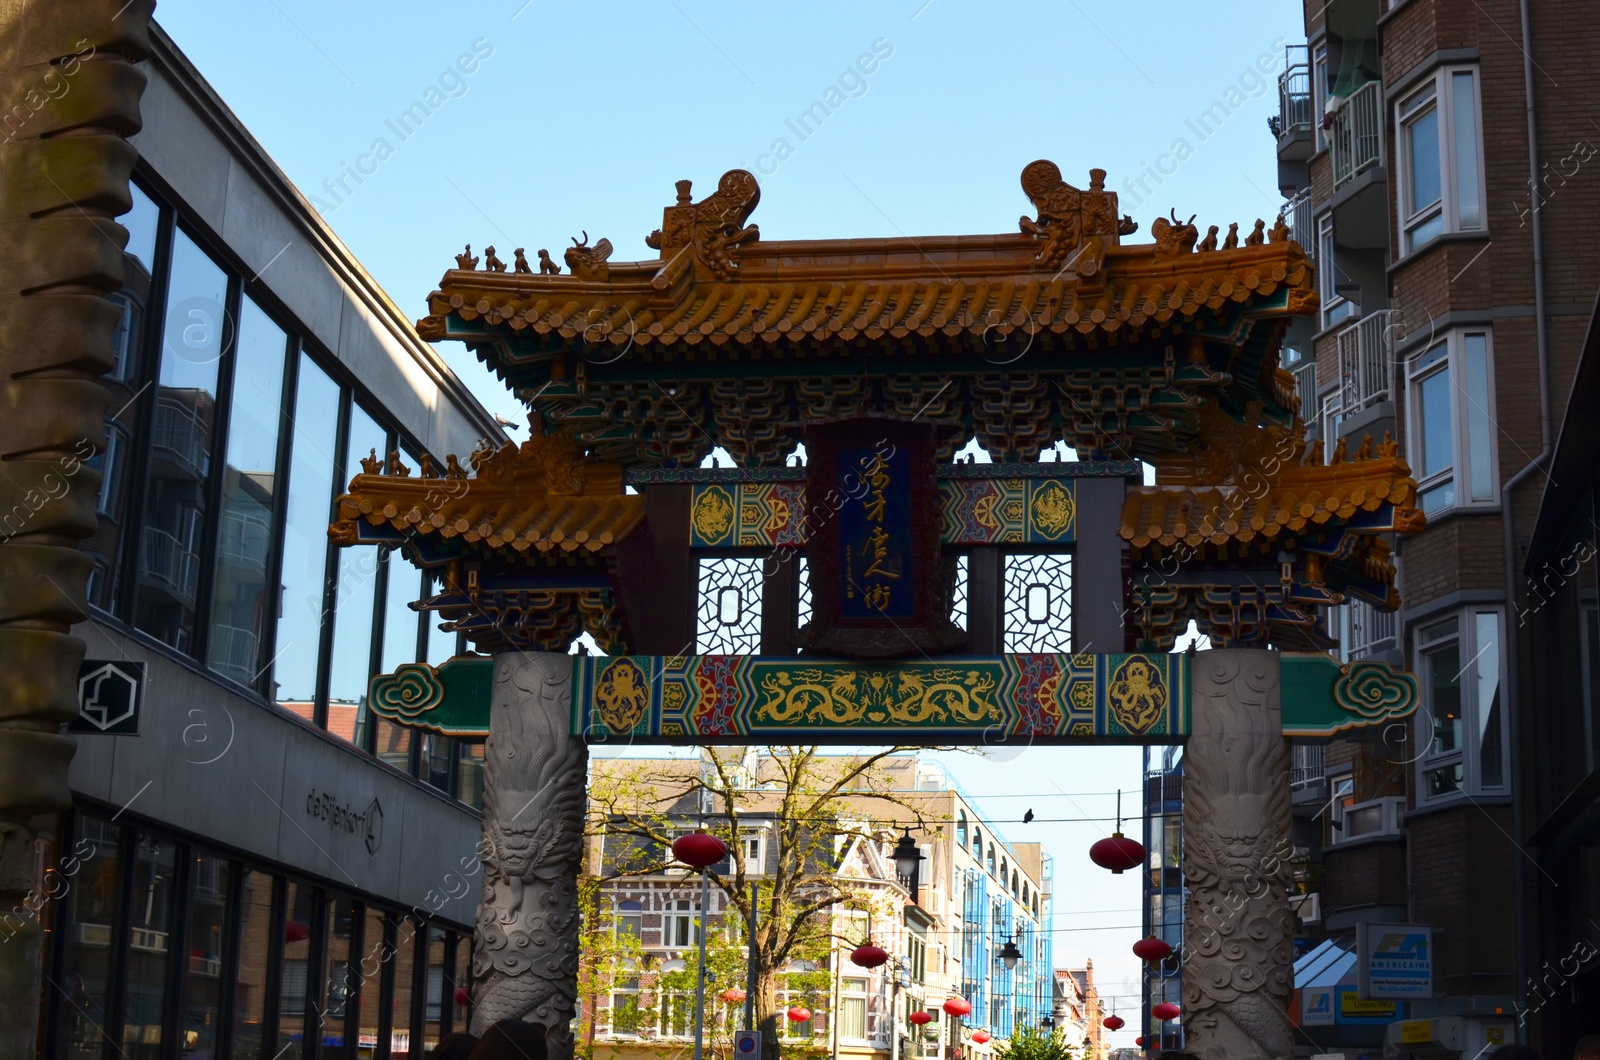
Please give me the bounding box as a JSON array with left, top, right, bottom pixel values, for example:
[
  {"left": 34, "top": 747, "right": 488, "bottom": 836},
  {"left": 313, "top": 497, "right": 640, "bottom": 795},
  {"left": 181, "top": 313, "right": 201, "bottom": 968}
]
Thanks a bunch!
[
  {"left": 1182, "top": 650, "right": 1295, "bottom": 1060},
  {"left": 471, "top": 653, "right": 588, "bottom": 1052}
]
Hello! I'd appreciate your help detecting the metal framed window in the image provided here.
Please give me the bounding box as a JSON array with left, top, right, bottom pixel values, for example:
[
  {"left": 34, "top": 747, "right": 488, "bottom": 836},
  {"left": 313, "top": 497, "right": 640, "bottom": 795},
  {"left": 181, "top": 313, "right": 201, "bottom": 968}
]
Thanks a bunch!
[
  {"left": 697, "top": 556, "right": 764, "bottom": 654},
  {"left": 1396, "top": 66, "right": 1486, "bottom": 254},
  {"left": 1317, "top": 213, "right": 1357, "bottom": 328},
  {"left": 1415, "top": 609, "right": 1507, "bottom": 803},
  {"left": 1406, "top": 329, "right": 1498, "bottom": 515}
]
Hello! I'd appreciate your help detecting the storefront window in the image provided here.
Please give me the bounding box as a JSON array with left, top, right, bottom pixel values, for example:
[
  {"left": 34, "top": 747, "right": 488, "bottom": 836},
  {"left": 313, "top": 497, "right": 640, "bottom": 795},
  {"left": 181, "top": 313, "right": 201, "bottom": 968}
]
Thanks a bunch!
[
  {"left": 322, "top": 897, "right": 361, "bottom": 1060},
  {"left": 356, "top": 909, "right": 388, "bottom": 1060},
  {"left": 278, "top": 883, "right": 318, "bottom": 1060},
  {"left": 123, "top": 833, "right": 179, "bottom": 1060},
  {"left": 232, "top": 869, "right": 275, "bottom": 1060},
  {"left": 394, "top": 917, "right": 423, "bottom": 1059},
  {"left": 208, "top": 297, "right": 287, "bottom": 690},
  {"left": 53, "top": 816, "right": 123, "bottom": 1060},
  {"left": 423, "top": 927, "right": 448, "bottom": 1052},
  {"left": 178, "top": 853, "right": 233, "bottom": 1060},
  {"left": 457, "top": 742, "right": 486, "bottom": 811},
  {"left": 275, "top": 355, "right": 340, "bottom": 713}
]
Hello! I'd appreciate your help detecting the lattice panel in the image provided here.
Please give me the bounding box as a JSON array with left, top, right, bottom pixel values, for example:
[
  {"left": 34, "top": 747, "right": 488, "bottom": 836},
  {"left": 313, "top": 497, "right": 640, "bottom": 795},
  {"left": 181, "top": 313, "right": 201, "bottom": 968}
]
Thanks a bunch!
[
  {"left": 796, "top": 556, "right": 813, "bottom": 632},
  {"left": 696, "top": 557, "right": 764, "bottom": 654},
  {"left": 1004, "top": 553, "right": 1071, "bottom": 653},
  {"left": 950, "top": 554, "right": 969, "bottom": 632}
]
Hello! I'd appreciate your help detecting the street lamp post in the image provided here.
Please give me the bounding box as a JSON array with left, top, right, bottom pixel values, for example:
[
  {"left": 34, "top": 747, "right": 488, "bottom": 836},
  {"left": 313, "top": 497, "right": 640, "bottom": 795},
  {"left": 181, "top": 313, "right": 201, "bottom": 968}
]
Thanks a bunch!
[{"left": 672, "top": 831, "right": 729, "bottom": 1060}]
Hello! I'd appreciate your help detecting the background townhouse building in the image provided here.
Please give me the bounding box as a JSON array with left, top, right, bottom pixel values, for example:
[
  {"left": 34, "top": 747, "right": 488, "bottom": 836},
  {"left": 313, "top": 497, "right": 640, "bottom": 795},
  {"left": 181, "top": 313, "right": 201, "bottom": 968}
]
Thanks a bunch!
[
  {"left": 583, "top": 754, "right": 1056, "bottom": 1060},
  {"left": 30, "top": 20, "right": 505, "bottom": 1060}
]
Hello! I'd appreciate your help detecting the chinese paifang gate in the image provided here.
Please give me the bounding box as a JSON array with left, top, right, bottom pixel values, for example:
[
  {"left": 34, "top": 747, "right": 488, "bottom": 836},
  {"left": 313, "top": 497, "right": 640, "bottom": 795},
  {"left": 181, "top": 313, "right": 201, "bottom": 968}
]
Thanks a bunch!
[{"left": 330, "top": 162, "right": 1425, "bottom": 1060}]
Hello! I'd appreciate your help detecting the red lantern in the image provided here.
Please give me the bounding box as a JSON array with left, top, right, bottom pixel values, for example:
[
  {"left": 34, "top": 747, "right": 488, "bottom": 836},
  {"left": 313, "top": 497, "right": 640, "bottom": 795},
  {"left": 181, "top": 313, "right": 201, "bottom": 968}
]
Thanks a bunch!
[
  {"left": 284, "top": 921, "right": 310, "bottom": 943},
  {"left": 787, "top": 1006, "right": 811, "bottom": 1022},
  {"left": 909, "top": 1011, "right": 933, "bottom": 1026},
  {"left": 971, "top": 1030, "right": 991, "bottom": 1044},
  {"left": 455, "top": 986, "right": 470, "bottom": 1006},
  {"left": 1088, "top": 832, "right": 1145, "bottom": 874},
  {"left": 850, "top": 943, "right": 890, "bottom": 968},
  {"left": 1102, "top": 1015, "right": 1125, "bottom": 1031},
  {"left": 1132, "top": 936, "right": 1173, "bottom": 963},
  {"left": 673, "top": 831, "right": 729, "bottom": 868},
  {"left": 1152, "top": 1002, "right": 1181, "bottom": 1021},
  {"left": 721, "top": 987, "right": 747, "bottom": 1004},
  {"left": 942, "top": 996, "right": 972, "bottom": 1017},
  {"left": 1134, "top": 1037, "right": 1145, "bottom": 1048}
]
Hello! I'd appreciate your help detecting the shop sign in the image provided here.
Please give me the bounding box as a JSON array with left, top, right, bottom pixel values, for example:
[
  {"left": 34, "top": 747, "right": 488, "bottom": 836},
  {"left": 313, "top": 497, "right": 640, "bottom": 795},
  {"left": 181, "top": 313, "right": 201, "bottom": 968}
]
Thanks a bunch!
[
  {"left": 1358, "top": 923, "right": 1433, "bottom": 999},
  {"left": 70, "top": 660, "right": 144, "bottom": 735}
]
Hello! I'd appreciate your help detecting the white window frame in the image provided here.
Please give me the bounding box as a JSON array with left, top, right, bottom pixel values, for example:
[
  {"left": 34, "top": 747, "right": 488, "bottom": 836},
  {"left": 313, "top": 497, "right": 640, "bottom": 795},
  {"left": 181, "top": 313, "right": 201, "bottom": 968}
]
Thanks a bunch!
[
  {"left": 614, "top": 899, "right": 642, "bottom": 940},
  {"left": 1317, "top": 213, "right": 1357, "bottom": 328},
  {"left": 1396, "top": 65, "right": 1487, "bottom": 254},
  {"left": 739, "top": 827, "right": 766, "bottom": 871},
  {"left": 1415, "top": 608, "right": 1508, "bottom": 804},
  {"left": 1330, "top": 796, "right": 1405, "bottom": 845},
  {"left": 1312, "top": 41, "right": 1330, "bottom": 153},
  {"left": 838, "top": 976, "right": 869, "bottom": 1042},
  {"left": 1405, "top": 329, "right": 1499, "bottom": 515},
  {"left": 666, "top": 898, "right": 700, "bottom": 948},
  {"left": 610, "top": 977, "right": 642, "bottom": 1037}
]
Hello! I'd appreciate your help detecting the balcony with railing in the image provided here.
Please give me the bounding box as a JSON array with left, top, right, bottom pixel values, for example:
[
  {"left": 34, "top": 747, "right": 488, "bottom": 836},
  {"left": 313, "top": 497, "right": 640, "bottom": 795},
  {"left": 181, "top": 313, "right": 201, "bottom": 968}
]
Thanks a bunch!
[
  {"left": 1336, "top": 310, "right": 1392, "bottom": 415},
  {"left": 152, "top": 394, "right": 211, "bottom": 478},
  {"left": 218, "top": 508, "right": 270, "bottom": 572},
  {"left": 1284, "top": 188, "right": 1314, "bottom": 258},
  {"left": 1273, "top": 46, "right": 1312, "bottom": 153},
  {"left": 1291, "top": 744, "right": 1325, "bottom": 789},
  {"left": 209, "top": 623, "right": 261, "bottom": 682},
  {"left": 1291, "top": 359, "right": 1317, "bottom": 423},
  {"left": 142, "top": 527, "right": 199, "bottom": 603},
  {"left": 1329, "top": 80, "right": 1383, "bottom": 189}
]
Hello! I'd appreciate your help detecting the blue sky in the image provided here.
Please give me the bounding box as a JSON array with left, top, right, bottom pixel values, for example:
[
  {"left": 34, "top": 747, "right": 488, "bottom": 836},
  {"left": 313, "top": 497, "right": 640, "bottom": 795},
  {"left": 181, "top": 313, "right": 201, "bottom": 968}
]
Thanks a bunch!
[{"left": 154, "top": 0, "right": 1302, "bottom": 1042}]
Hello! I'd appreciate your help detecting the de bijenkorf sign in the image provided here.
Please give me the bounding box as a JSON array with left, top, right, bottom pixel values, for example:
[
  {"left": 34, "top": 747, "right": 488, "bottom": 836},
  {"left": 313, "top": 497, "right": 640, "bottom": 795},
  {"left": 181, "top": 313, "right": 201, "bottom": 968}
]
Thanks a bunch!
[
  {"left": 70, "top": 660, "right": 144, "bottom": 735},
  {"left": 1358, "top": 922, "right": 1433, "bottom": 1000}
]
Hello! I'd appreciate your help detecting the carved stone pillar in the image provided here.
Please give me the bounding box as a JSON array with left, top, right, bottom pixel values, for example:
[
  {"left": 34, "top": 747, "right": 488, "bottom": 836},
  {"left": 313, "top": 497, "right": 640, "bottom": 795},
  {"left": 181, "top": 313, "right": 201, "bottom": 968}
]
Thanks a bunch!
[
  {"left": 1182, "top": 650, "right": 1294, "bottom": 1060},
  {"left": 471, "top": 652, "right": 587, "bottom": 1055},
  {"left": 0, "top": 4, "right": 151, "bottom": 1057}
]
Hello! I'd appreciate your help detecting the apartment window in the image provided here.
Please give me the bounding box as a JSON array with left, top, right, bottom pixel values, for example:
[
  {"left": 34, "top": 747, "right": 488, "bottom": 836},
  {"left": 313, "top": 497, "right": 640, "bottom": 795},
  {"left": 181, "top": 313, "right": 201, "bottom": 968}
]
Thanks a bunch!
[
  {"left": 612, "top": 979, "right": 641, "bottom": 1035},
  {"left": 1312, "top": 42, "right": 1329, "bottom": 153},
  {"left": 907, "top": 927, "right": 927, "bottom": 983},
  {"left": 667, "top": 899, "right": 700, "bottom": 947},
  {"left": 956, "top": 811, "right": 967, "bottom": 848},
  {"left": 1318, "top": 213, "right": 1356, "bottom": 327},
  {"left": 660, "top": 989, "right": 694, "bottom": 1037},
  {"left": 839, "top": 977, "right": 869, "bottom": 1041},
  {"left": 971, "top": 826, "right": 982, "bottom": 855},
  {"left": 615, "top": 900, "right": 643, "bottom": 939},
  {"left": 740, "top": 828, "right": 765, "bottom": 870},
  {"left": 1407, "top": 330, "right": 1497, "bottom": 514},
  {"left": 1397, "top": 67, "right": 1486, "bottom": 253},
  {"left": 1416, "top": 611, "right": 1506, "bottom": 802}
]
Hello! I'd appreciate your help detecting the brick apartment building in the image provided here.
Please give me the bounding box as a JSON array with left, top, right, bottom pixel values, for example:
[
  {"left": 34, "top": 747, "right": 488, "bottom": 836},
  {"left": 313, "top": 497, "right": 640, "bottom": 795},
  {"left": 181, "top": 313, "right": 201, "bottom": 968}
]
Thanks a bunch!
[{"left": 1266, "top": 0, "right": 1600, "bottom": 1054}]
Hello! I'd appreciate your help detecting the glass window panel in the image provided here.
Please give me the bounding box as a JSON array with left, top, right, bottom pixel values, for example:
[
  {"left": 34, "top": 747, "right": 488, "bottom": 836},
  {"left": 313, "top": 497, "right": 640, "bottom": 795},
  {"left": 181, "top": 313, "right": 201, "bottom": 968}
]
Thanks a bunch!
[
  {"left": 1426, "top": 762, "right": 1463, "bottom": 798},
  {"left": 1463, "top": 334, "right": 1494, "bottom": 502},
  {"left": 329, "top": 406, "right": 387, "bottom": 745},
  {"left": 1417, "top": 365, "right": 1454, "bottom": 480},
  {"left": 122, "top": 183, "right": 161, "bottom": 278},
  {"left": 457, "top": 741, "right": 486, "bottom": 810},
  {"left": 1475, "top": 612, "right": 1505, "bottom": 788},
  {"left": 1405, "top": 105, "right": 1442, "bottom": 215},
  {"left": 1452, "top": 71, "right": 1482, "bottom": 228},
  {"left": 209, "top": 298, "right": 287, "bottom": 688},
  {"left": 274, "top": 354, "right": 340, "bottom": 716},
  {"left": 368, "top": 551, "right": 422, "bottom": 767},
  {"left": 135, "top": 229, "right": 230, "bottom": 652},
  {"left": 423, "top": 928, "right": 447, "bottom": 1051},
  {"left": 420, "top": 732, "right": 452, "bottom": 792},
  {"left": 356, "top": 910, "right": 387, "bottom": 1060},
  {"left": 279, "top": 883, "right": 317, "bottom": 1060},
  {"left": 53, "top": 816, "right": 123, "bottom": 1060},
  {"left": 447, "top": 935, "right": 469, "bottom": 1032},
  {"left": 321, "top": 898, "right": 359, "bottom": 1060},
  {"left": 393, "top": 918, "right": 420, "bottom": 1060},
  {"left": 123, "top": 833, "right": 179, "bottom": 1060},
  {"left": 178, "top": 853, "right": 232, "bottom": 1060},
  {"left": 1426, "top": 639, "right": 1463, "bottom": 755},
  {"left": 231, "top": 869, "right": 274, "bottom": 1060}
]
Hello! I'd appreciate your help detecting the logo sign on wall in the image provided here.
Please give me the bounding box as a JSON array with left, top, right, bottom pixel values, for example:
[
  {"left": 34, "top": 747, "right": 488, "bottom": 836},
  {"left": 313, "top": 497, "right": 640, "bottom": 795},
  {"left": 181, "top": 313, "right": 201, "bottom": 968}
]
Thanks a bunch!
[
  {"left": 70, "top": 660, "right": 144, "bottom": 735},
  {"left": 1357, "top": 923, "right": 1433, "bottom": 1000}
]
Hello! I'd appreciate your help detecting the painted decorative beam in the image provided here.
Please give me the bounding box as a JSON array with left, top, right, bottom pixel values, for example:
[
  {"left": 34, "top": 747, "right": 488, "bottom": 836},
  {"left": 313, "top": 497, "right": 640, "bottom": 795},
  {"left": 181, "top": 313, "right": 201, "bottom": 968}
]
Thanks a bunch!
[{"left": 368, "top": 651, "right": 1419, "bottom": 744}]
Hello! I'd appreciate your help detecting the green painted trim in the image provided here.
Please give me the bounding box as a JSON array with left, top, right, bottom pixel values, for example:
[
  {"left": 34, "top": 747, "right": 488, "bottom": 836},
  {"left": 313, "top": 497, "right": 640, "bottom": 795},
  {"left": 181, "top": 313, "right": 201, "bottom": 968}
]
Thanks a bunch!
[{"left": 1279, "top": 653, "right": 1420, "bottom": 737}]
